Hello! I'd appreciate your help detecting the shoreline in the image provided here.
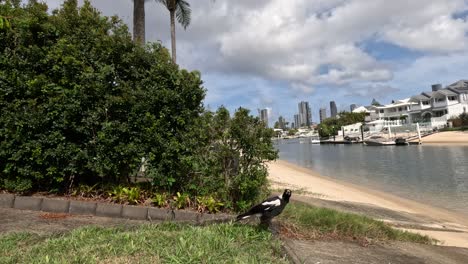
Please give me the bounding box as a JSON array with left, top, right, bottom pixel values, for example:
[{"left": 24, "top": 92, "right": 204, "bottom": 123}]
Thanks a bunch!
[
  {"left": 268, "top": 159, "right": 468, "bottom": 248},
  {"left": 413, "top": 131, "right": 468, "bottom": 145}
]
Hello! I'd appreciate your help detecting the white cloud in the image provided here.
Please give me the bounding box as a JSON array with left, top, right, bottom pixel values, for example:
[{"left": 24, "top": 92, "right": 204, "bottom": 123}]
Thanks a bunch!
[
  {"left": 41, "top": 0, "right": 468, "bottom": 111},
  {"left": 383, "top": 15, "right": 468, "bottom": 52},
  {"left": 200, "top": 0, "right": 468, "bottom": 92}
]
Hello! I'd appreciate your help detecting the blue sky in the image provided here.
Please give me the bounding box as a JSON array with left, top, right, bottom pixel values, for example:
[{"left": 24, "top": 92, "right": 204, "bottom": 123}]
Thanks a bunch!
[{"left": 45, "top": 0, "right": 468, "bottom": 124}]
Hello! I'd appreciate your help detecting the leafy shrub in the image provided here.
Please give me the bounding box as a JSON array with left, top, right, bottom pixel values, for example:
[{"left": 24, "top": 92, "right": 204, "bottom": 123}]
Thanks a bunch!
[
  {"left": 152, "top": 193, "right": 168, "bottom": 207},
  {"left": 318, "top": 112, "right": 366, "bottom": 137},
  {"left": 187, "top": 107, "right": 277, "bottom": 210},
  {"left": 0, "top": 0, "right": 204, "bottom": 193},
  {"left": 196, "top": 196, "right": 224, "bottom": 213},
  {"left": 2, "top": 178, "right": 33, "bottom": 194},
  {"left": 124, "top": 187, "right": 142, "bottom": 205},
  {"left": 460, "top": 112, "right": 468, "bottom": 128},
  {"left": 108, "top": 186, "right": 127, "bottom": 203},
  {"left": 71, "top": 184, "right": 99, "bottom": 198},
  {"left": 0, "top": 1, "right": 278, "bottom": 211},
  {"left": 108, "top": 186, "right": 142, "bottom": 204},
  {"left": 173, "top": 192, "right": 191, "bottom": 209}
]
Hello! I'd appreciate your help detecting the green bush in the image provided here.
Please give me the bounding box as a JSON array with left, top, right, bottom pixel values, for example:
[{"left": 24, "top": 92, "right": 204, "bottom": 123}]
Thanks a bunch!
[
  {"left": 318, "top": 112, "right": 366, "bottom": 137},
  {"left": 187, "top": 107, "right": 278, "bottom": 210},
  {"left": 0, "top": 0, "right": 278, "bottom": 210},
  {"left": 0, "top": 0, "right": 204, "bottom": 192}
]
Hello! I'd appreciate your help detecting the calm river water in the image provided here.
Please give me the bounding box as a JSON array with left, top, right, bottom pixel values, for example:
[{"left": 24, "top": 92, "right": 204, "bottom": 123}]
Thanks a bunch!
[{"left": 276, "top": 139, "right": 468, "bottom": 216}]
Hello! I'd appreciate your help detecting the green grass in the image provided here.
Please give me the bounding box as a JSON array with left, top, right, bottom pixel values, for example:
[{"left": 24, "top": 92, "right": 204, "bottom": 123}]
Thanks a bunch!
[
  {"left": 440, "top": 126, "right": 468, "bottom": 132},
  {"left": 278, "top": 202, "right": 435, "bottom": 244},
  {"left": 0, "top": 223, "right": 288, "bottom": 264}
]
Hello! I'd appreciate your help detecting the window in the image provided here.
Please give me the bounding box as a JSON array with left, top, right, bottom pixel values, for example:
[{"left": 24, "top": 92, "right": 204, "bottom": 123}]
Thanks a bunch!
[
  {"left": 448, "top": 96, "right": 457, "bottom": 101},
  {"left": 398, "top": 107, "right": 403, "bottom": 112},
  {"left": 435, "top": 98, "right": 445, "bottom": 103},
  {"left": 422, "top": 101, "right": 429, "bottom": 105},
  {"left": 379, "top": 110, "right": 384, "bottom": 113}
]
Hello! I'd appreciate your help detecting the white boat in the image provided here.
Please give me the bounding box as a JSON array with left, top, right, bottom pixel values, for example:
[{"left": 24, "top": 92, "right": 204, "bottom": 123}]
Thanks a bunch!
[
  {"left": 310, "top": 139, "right": 321, "bottom": 144},
  {"left": 364, "top": 136, "right": 395, "bottom": 146}
]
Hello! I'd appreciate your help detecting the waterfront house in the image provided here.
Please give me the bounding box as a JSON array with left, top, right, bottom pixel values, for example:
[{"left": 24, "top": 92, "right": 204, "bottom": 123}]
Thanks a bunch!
[
  {"left": 368, "top": 99, "right": 416, "bottom": 123},
  {"left": 351, "top": 106, "right": 372, "bottom": 122},
  {"left": 408, "top": 80, "right": 468, "bottom": 128}
]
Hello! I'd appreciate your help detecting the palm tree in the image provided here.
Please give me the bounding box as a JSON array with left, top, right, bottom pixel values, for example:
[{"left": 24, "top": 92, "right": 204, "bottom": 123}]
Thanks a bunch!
[
  {"left": 157, "top": 0, "right": 191, "bottom": 64},
  {"left": 133, "top": 0, "right": 146, "bottom": 44}
]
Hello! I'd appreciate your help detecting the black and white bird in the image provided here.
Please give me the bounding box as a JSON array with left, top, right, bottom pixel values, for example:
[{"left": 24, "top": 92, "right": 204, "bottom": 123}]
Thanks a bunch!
[{"left": 236, "top": 189, "right": 292, "bottom": 223}]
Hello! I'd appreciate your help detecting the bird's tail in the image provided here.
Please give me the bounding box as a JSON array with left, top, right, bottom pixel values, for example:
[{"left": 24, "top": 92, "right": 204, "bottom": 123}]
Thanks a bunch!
[{"left": 235, "top": 213, "right": 251, "bottom": 222}]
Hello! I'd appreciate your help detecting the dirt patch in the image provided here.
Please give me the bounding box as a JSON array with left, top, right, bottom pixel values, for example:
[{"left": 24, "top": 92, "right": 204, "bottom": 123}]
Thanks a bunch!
[
  {"left": 38, "top": 212, "right": 72, "bottom": 220},
  {"left": 0, "top": 208, "right": 151, "bottom": 235},
  {"left": 284, "top": 239, "right": 468, "bottom": 264}
]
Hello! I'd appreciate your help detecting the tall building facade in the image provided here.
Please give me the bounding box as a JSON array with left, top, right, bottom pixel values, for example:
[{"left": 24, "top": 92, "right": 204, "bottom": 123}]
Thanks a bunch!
[
  {"left": 319, "top": 107, "right": 327, "bottom": 123},
  {"left": 259, "top": 109, "right": 269, "bottom": 127},
  {"left": 350, "top": 104, "right": 357, "bottom": 112},
  {"left": 278, "top": 116, "right": 286, "bottom": 129},
  {"left": 330, "top": 101, "right": 337, "bottom": 118},
  {"left": 294, "top": 114, "right": 300, "bottom": 129},
  {"left": 298, "top": 101, "right": 312, "bottom": 127}
]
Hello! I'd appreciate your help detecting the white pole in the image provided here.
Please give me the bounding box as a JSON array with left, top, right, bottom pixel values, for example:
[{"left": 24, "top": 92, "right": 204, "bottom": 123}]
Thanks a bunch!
[
  {"left": 388, "top": 126, "right": 392, "bottom": 139},
  {"left": 416, "top": 123, "right": 421, "bottom": 143}
]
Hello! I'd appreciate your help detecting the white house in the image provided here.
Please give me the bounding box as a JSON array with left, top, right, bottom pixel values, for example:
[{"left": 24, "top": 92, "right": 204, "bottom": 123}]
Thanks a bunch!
[
  {"left": 352, "top": 106, "right": 372, "bottom": 122},
  {"left": 340, "top": 123, "right": 362, "bottom": 137},
  {"left": 368, "top": 99, "right": 416, "bottom": 123},
  {"left": 408, "top": 80, "right": 468, "bottom": 128}
]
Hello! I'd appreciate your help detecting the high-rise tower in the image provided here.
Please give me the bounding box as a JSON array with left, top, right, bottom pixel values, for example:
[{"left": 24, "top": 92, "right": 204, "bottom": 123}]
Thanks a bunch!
[{"left": 330, "top": 101, "right": 337, "bottom": 118}]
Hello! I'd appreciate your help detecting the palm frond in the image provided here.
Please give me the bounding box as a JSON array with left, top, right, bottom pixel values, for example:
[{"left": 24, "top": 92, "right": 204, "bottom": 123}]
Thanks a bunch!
[{"left": 175, "top": 0, "right": 191, "bottom": 30}]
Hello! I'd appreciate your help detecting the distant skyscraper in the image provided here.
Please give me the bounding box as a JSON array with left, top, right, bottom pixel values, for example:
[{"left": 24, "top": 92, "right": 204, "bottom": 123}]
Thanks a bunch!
[
  {"left": 294, "top": 114, "right": 300, "bottom": 129},
  {"left": 330, "top": 101, "right": 337, "bottom": 118},
  {"left": 259, "top": 109, "right": 268, "bottom": 127},
  {"left": 350, "top": 104, "right": 357, "bottom": 112},
  {"left": 278, "top": 116, "right": 286, "bottom": 129},
  {"left": 319, "top": 108, "right": 327, "bottom": 123},
  {"left": 298, "top": 101, "right": 312, "bottom": 127}
]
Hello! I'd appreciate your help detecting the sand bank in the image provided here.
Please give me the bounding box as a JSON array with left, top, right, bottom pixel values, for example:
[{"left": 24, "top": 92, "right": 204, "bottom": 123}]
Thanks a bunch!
[
  {"left": 413, "top": 131, "right": 468, "bottom": 145},
  {"left": 268, "top": 160, "right": 468, "bottom": 248}
]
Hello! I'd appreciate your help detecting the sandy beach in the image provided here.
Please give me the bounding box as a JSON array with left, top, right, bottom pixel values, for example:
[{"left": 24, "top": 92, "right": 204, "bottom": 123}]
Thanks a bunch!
[
  {"left": 268, "top": 159, "right": 468, "bottom": 248},
  {"left": 412, "top": 131, "right": 468, "bottom": 145}
]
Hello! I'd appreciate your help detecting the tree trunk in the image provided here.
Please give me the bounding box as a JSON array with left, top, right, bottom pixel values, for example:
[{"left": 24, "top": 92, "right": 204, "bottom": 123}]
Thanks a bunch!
[
  {"left": 170, "top": 10, "right": 176, "bottom": 64},
  {"left": 133, "top": 0, "right": 145, "bottom": 44}
]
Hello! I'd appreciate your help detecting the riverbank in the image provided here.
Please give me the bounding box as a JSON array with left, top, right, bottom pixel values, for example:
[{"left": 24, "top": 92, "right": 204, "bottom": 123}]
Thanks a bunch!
[
  {"left": 412, "top": 131, "right": 468, "bottom": 145},
  {"left": 268, "top": 160, "right": 468, "bottom": 248}
]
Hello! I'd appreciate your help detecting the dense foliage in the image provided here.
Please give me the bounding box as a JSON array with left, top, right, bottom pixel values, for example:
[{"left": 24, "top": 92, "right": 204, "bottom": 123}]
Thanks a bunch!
[
  {"left": 186, "top": 107, "right": 278, "bottom": 210},
  {"left": 317, "top": 111, "right": 366, "bottom": 137},
  {"left": 0, "top": 0, "right": 204, "bottom": 192},
  {"left": 448, "top": 112, "right": 468, "bottom": 130},
  {"left": 0, "top": 0, "right": 277, "bottom": 210}
]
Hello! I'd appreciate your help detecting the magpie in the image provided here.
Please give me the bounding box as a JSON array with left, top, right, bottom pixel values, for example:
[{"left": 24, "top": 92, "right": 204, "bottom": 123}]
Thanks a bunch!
[{"left": 236, "top": 189, "right": 292, "bottom": 223}]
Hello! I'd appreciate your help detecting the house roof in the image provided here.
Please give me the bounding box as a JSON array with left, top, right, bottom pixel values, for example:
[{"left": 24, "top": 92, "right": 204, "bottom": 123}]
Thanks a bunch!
[
  {"left": 447, "top": 80, "right": 468, "bottom": 90},
  {"left": 422, "top": 91, "right": 434, "bottom": 97},
  {"left": 373, "top": 99, "right": 416, "bottom": 109},
  {"left": 434, "top": 88, "right": 457, "bottom": 96},
  {"left": 396, "top": 98, "right": 410, "bottom": 103},
  {"left": 409, "top": 94, "right": 430, "bottom": 102},
  {"left": 352, "top": 106, "right": 371, "bottom": 113}
]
